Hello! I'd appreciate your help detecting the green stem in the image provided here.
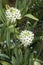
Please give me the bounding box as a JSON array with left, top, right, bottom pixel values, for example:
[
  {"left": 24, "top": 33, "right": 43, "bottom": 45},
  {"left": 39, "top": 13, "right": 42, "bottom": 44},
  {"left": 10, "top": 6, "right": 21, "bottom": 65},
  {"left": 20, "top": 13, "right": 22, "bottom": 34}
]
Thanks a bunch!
[{"left": 6, "top": 29, "right": 10, "bottom": 56}]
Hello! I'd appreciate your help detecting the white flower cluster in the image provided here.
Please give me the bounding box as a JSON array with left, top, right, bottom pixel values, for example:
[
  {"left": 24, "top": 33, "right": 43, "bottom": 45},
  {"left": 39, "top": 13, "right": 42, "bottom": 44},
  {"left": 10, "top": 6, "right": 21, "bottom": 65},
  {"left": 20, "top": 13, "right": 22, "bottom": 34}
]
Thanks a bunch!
[
  {"left": 19, "top": 30, "right": 34, "bottom": 47},
  {"left": 6, "top": 7, "right": 21, "bottom": 23}
]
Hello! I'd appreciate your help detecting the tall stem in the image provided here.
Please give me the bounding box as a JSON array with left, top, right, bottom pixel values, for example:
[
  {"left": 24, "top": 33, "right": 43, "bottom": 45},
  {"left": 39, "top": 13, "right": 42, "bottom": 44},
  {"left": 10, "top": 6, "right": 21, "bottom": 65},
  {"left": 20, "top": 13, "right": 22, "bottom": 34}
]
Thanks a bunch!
[{"left": 6, "top": 29, "right": 10, "bottom": 56}]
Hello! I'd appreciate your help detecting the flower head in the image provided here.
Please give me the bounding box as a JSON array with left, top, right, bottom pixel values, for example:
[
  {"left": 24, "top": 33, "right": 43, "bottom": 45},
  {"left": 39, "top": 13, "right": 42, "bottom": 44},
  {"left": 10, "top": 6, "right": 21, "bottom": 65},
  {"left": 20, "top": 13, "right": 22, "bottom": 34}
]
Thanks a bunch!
[
  {"left": 6, "top": 7, "right": 21, "bottom": 23},
  {"left": 19, "top": 30, "right": 34, "bottom": 47}
]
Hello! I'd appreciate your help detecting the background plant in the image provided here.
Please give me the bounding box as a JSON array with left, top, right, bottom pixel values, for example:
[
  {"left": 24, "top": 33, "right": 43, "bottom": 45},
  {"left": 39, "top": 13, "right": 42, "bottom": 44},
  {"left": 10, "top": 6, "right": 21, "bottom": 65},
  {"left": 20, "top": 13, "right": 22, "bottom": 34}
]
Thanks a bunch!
[{"left": 0, "top": 0, "right": 43, "bottom": 65}]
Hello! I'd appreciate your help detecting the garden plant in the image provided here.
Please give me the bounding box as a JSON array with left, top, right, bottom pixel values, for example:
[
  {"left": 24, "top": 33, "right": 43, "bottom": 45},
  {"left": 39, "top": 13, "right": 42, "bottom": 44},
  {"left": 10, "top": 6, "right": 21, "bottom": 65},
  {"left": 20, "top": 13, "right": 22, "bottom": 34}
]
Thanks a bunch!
[{"left": 0, "top": 0, "right": 43, "bottom": 65}]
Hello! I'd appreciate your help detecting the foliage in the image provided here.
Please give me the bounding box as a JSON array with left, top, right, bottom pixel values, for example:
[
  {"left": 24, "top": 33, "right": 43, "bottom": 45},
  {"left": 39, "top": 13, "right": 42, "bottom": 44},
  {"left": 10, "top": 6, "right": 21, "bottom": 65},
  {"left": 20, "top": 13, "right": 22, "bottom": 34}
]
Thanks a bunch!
[{"left": 0, "top": 0, "right": 43, "bottom": 65}]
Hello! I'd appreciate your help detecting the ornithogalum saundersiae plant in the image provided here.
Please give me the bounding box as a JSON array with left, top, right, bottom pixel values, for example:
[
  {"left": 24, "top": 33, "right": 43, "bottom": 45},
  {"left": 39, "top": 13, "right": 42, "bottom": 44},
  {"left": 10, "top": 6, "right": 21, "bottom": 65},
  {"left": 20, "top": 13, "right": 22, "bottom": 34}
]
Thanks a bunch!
[{"left": 0, "top": 0, "right": 42, "bottom": 65}]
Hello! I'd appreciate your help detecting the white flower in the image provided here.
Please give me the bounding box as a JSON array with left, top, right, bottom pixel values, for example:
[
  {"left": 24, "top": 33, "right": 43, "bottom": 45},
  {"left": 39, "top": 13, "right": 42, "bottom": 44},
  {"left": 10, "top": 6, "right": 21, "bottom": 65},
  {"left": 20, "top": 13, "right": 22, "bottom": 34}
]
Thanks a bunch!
[
  {"left": 19, "top": 30, "right": 34, "bottom": 47},
  {"left": 6, "top": 7, "right": 21, "bottom": 23}
]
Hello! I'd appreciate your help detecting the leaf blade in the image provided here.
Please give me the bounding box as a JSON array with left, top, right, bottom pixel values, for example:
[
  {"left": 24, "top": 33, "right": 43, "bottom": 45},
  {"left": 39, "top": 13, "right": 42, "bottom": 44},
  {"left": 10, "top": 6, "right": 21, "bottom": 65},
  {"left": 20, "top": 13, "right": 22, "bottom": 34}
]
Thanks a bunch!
[{"left": 25, "top": 14, "right": 39, "bottom": 21}]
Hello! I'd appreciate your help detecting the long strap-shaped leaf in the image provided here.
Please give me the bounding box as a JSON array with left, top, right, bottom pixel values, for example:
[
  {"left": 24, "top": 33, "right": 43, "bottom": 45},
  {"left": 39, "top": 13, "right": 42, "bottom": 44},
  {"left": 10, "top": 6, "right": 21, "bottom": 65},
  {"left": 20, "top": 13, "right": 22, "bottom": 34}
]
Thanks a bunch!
[
  {"left": 0, "top": 54, "right": 12, "bottom": 65},
  {"left": 0, "top": 8, "right": 7, "bottom": 23},
  {"left": 0, "top": 54, "right": 10, "bottom": 60},
  {"left": 25, "top": 14, "right": 39, "bottom": 21},
  {"left": 0, "top": 60, "right": 11, "bottom": 65}
]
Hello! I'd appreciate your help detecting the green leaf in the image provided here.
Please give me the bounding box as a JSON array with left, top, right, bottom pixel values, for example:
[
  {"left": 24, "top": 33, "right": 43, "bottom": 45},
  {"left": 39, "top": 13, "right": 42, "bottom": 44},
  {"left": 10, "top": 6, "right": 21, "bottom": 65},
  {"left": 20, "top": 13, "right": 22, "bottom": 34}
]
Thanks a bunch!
[
  {"left": 15, "top": 0, "right": 29, "bottom": 16},
  {"left": 14, "top": 48, "right": 23, "bottom": 65},
  {"left": 25, "top": 21, "right": 32, "bottom": 30},
  {"left": 24, "top": 48, "right": 30, "bottom": 65},
  {"left": 8, "top": 25, "right": 14, "bottom": 33},
  {"left": 34, "top": 61, "right": 41, "bottom": 65},
  {"left": 25, "top": 14, "right": 39, "bottom": 21},
  {"left": 32, "top": 21, "right": 38, "bottom": 29},
  {"left": 0, "top": 8, "right": 7, "bottom": 23},
  {"left": 0, "top": 61, "right": 11, "bottom": 65},
  {"left": 29, "top": 53, "right": 34, "bottom": 65},
  {"left": 0, "top": 54, "right": 10, "bottom": 59},
  {"left": 6, "top": 29, "right": 10, "bottom": 48},
  {"left": 11, "top": 56, "right": 16, "bottom": 65}
]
